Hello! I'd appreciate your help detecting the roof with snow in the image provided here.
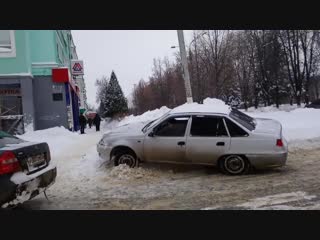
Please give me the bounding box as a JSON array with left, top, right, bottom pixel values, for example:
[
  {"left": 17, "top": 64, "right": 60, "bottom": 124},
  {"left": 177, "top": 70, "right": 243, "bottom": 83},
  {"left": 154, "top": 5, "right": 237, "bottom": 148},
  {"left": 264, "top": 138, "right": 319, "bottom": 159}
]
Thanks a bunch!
[{"left": 170, "top": 98, "right": 231, "bottom": 115}]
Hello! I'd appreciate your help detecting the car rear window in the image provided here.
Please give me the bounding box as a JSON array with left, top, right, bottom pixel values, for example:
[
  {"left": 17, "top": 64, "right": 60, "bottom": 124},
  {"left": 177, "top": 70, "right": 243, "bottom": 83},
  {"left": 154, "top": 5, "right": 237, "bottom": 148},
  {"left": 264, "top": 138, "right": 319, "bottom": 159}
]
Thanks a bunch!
[
  {"left": 229, "top": 109, "right": 255, "bottom": 131},
  {"left": 0, "top": 131, "right": 23, "bottom": 148},
  {"left": 224, "top": 118, "right": 249, "bottom": 137}
]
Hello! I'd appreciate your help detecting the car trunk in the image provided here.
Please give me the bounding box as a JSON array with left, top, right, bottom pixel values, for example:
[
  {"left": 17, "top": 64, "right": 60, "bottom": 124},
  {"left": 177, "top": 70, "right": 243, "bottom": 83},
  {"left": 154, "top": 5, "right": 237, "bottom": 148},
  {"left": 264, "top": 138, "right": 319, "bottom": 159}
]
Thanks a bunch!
[
  {"left": 253, "top": 118, "right": 282, "bottom": 138},
  {"left": 2, "top": 141, "right": 51, "bottom": 175}
]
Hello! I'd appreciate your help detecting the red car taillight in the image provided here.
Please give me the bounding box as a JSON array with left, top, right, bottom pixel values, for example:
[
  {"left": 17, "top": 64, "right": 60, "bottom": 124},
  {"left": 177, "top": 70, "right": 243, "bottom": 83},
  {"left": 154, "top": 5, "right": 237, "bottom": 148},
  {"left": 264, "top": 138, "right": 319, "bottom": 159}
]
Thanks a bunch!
[
  {"left": 0, "top": 151, "right": 21, "bottom": 175},
  {"left": 276, "top": 139, "right": 284, "bottom": 147}
]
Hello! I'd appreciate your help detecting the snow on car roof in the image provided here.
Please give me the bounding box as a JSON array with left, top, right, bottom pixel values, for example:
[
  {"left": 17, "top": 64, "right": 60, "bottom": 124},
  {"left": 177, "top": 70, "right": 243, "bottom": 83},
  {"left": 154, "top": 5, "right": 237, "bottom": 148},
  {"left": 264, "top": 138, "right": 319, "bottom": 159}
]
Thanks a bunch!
[{"left": 170, "top": 98, "right": 231, "bottom": 115}]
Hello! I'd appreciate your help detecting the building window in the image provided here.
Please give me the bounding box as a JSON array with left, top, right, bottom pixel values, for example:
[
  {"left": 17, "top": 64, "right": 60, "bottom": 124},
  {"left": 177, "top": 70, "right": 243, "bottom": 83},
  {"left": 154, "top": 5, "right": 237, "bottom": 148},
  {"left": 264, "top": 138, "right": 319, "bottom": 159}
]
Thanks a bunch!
[
  {"left": 0, "top": 30, "right": 16, "bottom": 57},
  {"left": 53, "top": 93, "right": 63, "bottom": 101}
]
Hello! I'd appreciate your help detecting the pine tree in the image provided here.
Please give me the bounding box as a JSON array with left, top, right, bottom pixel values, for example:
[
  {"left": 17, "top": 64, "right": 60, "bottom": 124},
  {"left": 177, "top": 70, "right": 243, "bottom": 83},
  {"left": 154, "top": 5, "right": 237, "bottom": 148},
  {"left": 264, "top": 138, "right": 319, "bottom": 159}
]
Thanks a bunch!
[
  {"left": 95, "top": 76, "right": 109, "bottom": 116},
  {"left": 103, "top": 71, "right": 128, "bottom": 118}
]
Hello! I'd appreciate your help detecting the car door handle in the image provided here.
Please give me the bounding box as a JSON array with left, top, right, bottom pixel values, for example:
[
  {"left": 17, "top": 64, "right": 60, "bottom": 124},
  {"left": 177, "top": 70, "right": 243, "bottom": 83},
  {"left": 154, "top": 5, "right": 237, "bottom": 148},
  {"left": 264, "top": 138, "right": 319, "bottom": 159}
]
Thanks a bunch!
[
  {"left": 177, "top": 141, "right": 185, "bottom": 146},
  {"left": 216, "top": 142, "right": 225, "bottom": 146}
]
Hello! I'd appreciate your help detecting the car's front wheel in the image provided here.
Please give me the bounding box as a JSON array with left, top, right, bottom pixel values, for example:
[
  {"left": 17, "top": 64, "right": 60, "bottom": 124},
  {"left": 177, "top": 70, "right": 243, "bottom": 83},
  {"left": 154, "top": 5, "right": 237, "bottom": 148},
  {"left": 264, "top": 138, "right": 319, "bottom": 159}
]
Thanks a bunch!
[
  {"left": 219, "top": 155, "right": 250, "bottom": 175},
  {"left": 113, "top": 149, "right": 138, "bottom": 168}
]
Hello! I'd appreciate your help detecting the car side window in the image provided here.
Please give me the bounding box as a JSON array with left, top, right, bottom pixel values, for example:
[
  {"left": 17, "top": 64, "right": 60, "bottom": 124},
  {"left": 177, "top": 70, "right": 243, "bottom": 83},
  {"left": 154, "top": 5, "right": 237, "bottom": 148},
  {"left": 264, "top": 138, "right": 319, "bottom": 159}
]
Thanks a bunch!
[
  {"left": 224, "top": 117, "right": 248, "bottom": 137},
  {"left": 190, "top": 116, "right": 228, "bottom": 137},
  {"left": 154, "top": 116, "right": 189, "bottom": 137}
]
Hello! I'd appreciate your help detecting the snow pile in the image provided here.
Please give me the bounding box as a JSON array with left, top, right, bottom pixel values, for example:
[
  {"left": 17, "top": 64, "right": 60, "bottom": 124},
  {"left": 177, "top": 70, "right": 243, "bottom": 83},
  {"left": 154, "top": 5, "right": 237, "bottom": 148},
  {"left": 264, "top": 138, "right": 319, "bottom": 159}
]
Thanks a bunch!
[
  {"left": 171, "top": 97, "right": 231, "bottom": 114},
  {"left": 119, "top": 106, "right": 171, "bottom": 127},
  {"left": 19, "top": 126, "right": 79, "bottom": 159},
  {"left": 243, "top": 104, "right": 305, "bottom": 113},
  {"left": 246, "top": 108, "right": 320, "bottom": 143},
  {"left": 101, "top": 106, "right": 171, "bottom": 135},
  {"left": 24, "top": 122, "right": 34, "bottom": 133}
]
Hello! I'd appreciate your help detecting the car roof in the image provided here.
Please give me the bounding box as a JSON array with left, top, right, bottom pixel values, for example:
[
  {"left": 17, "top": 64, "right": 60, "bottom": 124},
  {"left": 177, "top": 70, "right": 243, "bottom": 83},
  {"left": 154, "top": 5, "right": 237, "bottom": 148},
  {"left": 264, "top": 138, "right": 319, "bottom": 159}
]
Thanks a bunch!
[{"left": 169, "top": 102, "right": 232, "bottom": 115}]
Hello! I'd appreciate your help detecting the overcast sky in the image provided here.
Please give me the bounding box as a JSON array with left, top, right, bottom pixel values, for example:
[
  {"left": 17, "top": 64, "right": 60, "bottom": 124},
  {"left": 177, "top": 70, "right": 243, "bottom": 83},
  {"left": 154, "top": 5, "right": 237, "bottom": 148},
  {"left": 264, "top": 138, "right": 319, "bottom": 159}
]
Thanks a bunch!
[{"left": 72, "top": 30, "right": 193, "bottom": 108}]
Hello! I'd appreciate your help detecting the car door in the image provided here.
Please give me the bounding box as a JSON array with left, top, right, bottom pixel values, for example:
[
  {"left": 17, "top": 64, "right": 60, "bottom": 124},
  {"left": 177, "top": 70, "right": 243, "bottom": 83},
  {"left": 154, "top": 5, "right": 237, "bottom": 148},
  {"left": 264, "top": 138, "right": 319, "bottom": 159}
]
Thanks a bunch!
[
  {"left": 224, "top": 117, "right": 269, "bottom": 154},
  {"left": 143, "top": 116, "right": 190, "bottom": 163},
  {"left": 186, "top": 115, "right": 230, "bottom": 165}
]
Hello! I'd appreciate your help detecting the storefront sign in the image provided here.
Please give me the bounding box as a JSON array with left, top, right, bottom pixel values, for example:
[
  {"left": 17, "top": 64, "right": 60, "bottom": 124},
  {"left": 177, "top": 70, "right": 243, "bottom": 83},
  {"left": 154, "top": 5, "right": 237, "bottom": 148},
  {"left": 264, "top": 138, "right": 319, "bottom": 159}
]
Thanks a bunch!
[
  {"left": 0, "top": 88, "right": 21, "bottom": 96},
  {"left": 71, "top": 60, "right": 84, "bottom": 75},
  {"left": 52, "top": 68, "right": 69, "bottom": 83}
]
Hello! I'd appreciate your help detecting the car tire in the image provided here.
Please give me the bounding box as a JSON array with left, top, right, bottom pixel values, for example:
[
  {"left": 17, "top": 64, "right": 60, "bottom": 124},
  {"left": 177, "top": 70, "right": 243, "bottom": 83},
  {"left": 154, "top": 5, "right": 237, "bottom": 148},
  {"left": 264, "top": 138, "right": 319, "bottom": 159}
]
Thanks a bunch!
[
  {"left": 220, "top": 155, "right": 250, "bottom": 175},
  {"left": 114, "top": 150, "right": 138, "bottom": 168}
]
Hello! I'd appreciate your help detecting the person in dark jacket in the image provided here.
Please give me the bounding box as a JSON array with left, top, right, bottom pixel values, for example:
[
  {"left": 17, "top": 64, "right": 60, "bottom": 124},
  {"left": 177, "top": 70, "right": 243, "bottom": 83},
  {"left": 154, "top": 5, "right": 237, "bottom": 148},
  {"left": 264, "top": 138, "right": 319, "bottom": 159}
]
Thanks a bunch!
[
  {"left": 93, "top": 113, "right": 101, "bottom": 131},
  {"left": 79, "top": 113, "right": 87, "bottom": 134},
  {"left": 88, "top": 118, "right": 93, "bottom": 128}
]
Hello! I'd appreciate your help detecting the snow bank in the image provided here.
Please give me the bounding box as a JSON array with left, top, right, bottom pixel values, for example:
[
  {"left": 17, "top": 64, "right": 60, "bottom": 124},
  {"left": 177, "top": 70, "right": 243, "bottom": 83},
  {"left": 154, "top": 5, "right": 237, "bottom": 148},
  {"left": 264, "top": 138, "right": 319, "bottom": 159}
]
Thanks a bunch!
[
  {"left": 102, "top": 106, "right": 171, "bottom": 134},
  {"left": 24, "top": 122, "right": 34, "bottom": 133},
  {"left": 243, "top": 103, "right": 305, "bottom": 113},
  {"left": 246, "top": 108, "right": 320, "bottom": 143},
  {"left": 119, "top": 106, "right": 171, "bottom": 126},
  {"left": 19, "top": 126, "right": 78, "bottom": 159}
]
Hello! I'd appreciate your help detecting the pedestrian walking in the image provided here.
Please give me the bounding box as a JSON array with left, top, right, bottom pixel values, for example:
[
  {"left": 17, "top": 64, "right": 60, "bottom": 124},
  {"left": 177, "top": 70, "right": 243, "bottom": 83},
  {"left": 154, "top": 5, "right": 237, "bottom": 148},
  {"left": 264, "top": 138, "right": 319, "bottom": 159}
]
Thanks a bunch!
[
  {"left": 93, "top": 113, "right": 101, "bottom": 131},
  {"left": 79, "top": 113, "right": 87, "bottom": 134}
]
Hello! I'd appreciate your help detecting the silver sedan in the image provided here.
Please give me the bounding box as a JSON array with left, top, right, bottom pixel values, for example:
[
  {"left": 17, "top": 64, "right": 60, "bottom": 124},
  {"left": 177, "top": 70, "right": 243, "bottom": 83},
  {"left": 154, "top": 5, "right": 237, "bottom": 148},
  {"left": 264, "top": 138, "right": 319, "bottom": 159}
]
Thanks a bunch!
[{"left": 97, "top": 109, "right": 288, "bottom": 175}]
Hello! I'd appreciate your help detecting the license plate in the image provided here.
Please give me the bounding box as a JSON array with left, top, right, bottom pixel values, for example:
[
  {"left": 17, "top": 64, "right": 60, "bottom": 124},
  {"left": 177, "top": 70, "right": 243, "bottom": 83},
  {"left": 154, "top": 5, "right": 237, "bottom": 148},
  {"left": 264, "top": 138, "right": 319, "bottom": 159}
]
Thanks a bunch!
[{"left": 27, "top": 153, "right": 47, "bottom": 172}]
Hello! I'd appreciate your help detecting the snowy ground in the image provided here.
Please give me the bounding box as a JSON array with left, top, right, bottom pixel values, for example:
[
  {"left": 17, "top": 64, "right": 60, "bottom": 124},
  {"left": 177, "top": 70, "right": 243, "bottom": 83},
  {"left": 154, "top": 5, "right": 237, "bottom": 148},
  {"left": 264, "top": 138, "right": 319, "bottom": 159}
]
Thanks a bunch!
[{"left": 15, "top": 100, "right": 320, "bottom": 210}]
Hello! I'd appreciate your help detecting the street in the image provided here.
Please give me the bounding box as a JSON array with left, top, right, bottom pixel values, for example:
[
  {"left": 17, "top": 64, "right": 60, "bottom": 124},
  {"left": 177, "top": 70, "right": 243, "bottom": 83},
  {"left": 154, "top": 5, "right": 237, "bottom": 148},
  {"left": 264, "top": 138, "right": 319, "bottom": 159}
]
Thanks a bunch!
[{"left": 18, "top": 127, "right": 320, "bottom": 210}]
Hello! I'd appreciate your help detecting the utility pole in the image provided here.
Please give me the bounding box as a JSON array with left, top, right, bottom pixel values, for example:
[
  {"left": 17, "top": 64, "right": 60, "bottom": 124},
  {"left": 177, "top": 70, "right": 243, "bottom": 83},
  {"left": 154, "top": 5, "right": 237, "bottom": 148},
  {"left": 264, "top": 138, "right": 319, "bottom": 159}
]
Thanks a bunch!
[{"left": 177, "top": 30, "right": 193, "bottom": 103}]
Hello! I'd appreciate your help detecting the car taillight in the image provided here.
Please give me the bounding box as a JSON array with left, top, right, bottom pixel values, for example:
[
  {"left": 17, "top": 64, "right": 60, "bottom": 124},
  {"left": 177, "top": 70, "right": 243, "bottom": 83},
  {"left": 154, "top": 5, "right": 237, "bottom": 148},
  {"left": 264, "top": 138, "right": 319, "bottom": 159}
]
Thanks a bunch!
[
  {"left": 276, "top": 139, "right": 284, "bottom": 147},
  {"left": 0, "top": 151, "right": 21, "bottom": 175}
]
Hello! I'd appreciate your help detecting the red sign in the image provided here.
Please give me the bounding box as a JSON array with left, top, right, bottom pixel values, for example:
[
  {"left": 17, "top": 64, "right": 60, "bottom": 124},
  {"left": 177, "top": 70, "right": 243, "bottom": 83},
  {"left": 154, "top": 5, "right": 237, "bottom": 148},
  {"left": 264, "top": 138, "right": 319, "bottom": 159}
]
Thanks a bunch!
[
  {"left": 52, "top": 68, "right": 80, "bottom": 97},
  {"left": 52, "top": 68, "right": 69, "bottom": 83}
]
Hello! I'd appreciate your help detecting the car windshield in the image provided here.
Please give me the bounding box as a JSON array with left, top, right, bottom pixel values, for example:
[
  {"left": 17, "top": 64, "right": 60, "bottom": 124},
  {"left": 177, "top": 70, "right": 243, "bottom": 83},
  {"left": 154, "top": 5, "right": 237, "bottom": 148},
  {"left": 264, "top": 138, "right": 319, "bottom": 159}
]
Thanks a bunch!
[
  {"left": 142, "top": 119, "right": 158, "bottom": 133},
  {"left": 141, "top": 112, "right": 171, "bottom": 133},
  {"left": 0, "top": 131, "right": 24, "bottom": 148},
  {"left": 229, "top": 109, "right": 256, "bottom": 131}
]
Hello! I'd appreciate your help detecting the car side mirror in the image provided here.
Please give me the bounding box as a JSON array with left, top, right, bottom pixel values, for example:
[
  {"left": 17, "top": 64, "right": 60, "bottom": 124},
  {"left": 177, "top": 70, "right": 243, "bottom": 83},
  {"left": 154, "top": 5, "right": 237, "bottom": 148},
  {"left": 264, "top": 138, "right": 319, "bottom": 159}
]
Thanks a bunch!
[{"left": 148, "top": 131, "right": 155, "bottom": 137}]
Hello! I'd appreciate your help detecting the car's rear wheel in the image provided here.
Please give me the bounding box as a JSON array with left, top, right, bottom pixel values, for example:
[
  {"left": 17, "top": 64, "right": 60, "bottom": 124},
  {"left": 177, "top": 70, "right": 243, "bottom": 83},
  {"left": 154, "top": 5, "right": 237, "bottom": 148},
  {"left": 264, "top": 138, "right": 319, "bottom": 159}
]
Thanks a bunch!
[
  {"left": 220, "top": 155, "right": 250, "bottom": 175},
  {"left": 114, "top": 150, "right": 138, "bottom": 168}
]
